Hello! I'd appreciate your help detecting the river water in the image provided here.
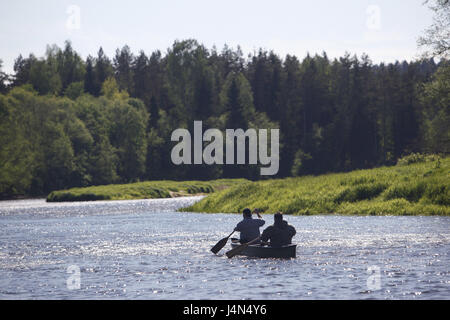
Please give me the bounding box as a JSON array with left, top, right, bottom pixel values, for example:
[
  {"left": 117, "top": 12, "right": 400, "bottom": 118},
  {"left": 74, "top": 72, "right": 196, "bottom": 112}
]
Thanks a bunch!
[{"left": 0, "top": 197, "right": 448, "bottom": 300}]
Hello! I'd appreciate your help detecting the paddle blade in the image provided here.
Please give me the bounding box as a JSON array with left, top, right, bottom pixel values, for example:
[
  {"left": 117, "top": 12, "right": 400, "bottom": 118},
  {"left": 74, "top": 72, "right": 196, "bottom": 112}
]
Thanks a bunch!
[{"left": 211, "top": 237, "right": 229, "bottom": 254}]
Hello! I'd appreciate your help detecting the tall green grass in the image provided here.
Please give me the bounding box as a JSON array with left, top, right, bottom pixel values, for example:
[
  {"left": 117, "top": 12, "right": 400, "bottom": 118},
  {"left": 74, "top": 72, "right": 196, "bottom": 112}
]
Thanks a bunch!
[
  {"left": 46, "top": 179, "right": 247, "bottom": 202},
  {"left": 184, "top": 156, "right": 450, "bottom": 216}
]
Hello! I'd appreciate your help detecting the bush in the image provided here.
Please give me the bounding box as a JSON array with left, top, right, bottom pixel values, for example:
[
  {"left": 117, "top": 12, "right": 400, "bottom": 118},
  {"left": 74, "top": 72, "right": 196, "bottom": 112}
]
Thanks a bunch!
[
  {"left": 397, "top": 153, "right": 441, "bottom": 166},
  {"left": 47, "top": 191, "right": 111, "bottom": 202},
  {"left": 46, "top": 179, "right": 246, "bottom": 202}
]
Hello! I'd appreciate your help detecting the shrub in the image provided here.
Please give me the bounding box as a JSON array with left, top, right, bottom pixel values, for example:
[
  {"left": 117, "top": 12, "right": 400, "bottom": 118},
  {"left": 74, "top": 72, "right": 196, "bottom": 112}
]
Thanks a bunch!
[
  {"left": 47, "top": 191, "right": 111, "bottom": 202},
  {"left": 397, "top": 153, "right": 441, "bottom": 166},
  {"left": 46, "top": 179, "right": 245, "bottom": 202}
]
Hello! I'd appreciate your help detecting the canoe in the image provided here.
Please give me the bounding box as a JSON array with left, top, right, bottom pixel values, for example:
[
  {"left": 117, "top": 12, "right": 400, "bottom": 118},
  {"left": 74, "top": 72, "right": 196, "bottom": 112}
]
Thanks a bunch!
[{"left": 230, "top": 242, "right": 296, "bottom": 259}]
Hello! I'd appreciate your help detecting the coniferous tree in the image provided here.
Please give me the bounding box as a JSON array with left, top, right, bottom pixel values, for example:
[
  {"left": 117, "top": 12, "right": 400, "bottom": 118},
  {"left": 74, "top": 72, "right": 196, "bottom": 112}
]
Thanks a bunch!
[
  {"left": 113, "top": 45, "right": 134, "bottom": 94},
  {"left": 84, "top": 56, "right": 96, "bottom": 95},
  {"left": 13, "top": 54, "right": 35, "bottom": 87},
  {"left": 1, "top": 39, "right": 449, "bottom": 197},
  {"left": 94, "top": 47, "right": 113, "bottom": 96},
  {"left": 56, "top": 41, "right": 85, "bottom": 91},
  {"left": 132, "top": 50, "right": 149, "bottom": 103}
]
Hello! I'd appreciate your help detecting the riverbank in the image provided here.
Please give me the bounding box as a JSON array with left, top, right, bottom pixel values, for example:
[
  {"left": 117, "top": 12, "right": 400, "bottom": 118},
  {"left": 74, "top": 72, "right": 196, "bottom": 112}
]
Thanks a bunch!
[
  {"left": 45, "top": 155, "right": 449, "bottom": 216},
  {"left": 184, "top": 155, "right": 450, "bottom": 216},
  {"left": 46, "top": 179, "right": 247, "bottom": 202}
]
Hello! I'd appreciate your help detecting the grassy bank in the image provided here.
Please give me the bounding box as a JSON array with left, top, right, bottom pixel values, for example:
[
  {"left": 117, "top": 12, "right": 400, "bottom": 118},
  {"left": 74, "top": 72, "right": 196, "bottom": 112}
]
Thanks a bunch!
[
  {"left": 46, "top": 179, "right": 247, "bottom": 202},
  {"left": 184, "top": 155, "right": 450, "bottom": 216}
]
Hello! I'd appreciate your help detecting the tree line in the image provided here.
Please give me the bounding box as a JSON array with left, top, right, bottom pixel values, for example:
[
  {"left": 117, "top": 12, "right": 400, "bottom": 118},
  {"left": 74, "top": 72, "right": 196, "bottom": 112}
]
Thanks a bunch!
[{"left": 0, "top": 39, "right": 448, "bottom": 197}]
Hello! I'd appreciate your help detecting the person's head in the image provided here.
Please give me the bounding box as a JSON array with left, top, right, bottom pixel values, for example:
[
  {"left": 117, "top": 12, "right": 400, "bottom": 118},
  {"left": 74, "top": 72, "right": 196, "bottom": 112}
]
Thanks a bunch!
[
  {"left": 243, "top": 208, "right": 252, "bottom": 218},
  {"left": 274, "top": 212, "right": 283, "bottom": 222}
]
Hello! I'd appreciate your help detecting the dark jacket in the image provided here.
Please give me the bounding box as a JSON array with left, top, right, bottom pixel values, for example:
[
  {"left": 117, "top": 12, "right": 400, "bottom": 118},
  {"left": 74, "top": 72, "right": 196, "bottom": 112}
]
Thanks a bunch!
[
  {"left": 235, "top": 217, "right": 265, "bottom": 243},
  {"left": 261, "top": 220, "right": 296, "bottom": 247}
]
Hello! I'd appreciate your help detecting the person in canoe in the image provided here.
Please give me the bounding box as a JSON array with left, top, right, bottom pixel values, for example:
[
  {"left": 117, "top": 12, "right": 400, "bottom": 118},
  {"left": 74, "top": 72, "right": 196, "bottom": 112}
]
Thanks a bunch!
[
  {"left": 261, "top": 212, "right": 296, "bottom": 247},
  {"left": 234, "top": 208, "right": 265, "bottom": 244}
]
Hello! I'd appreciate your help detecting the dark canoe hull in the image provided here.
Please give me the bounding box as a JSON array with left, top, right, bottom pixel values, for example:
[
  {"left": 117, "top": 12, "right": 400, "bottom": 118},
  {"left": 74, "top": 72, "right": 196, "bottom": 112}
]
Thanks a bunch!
[{"left": 230, "top": 243, "right": 296, "bottom": 259}]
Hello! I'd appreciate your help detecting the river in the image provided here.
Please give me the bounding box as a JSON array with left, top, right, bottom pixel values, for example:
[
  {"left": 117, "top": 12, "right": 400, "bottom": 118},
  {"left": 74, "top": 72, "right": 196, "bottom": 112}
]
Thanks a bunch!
[{"left": 0, "top": 197, "right": 448, "bottom": 299}]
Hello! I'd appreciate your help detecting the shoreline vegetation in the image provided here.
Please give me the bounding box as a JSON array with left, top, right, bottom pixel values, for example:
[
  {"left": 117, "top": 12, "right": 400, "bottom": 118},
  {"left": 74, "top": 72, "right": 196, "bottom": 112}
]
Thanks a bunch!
[
  {"left": 185, "top": 154, "right": 449, "bottom": 216},
  {"left": 45, "top": 154, "right": 449, "bottom": 216},
  {"left": 46, "top": 179, "right": 247, "bottom": 202},
  {"left": 1, "top": 39, "right": 448, "bottom": 201}
]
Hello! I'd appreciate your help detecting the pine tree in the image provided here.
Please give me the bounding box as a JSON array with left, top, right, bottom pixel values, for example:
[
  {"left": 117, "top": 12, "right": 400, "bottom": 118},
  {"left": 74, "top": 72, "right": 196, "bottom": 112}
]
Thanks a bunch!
[
  {"left": 132, "top": 50, "right": 149, "bottom": 102},
  {"left": 94, "top": 47, "right": 113, "bottom": 96},
  {"left": 113, "top": 45, "right": 134, "bottom": 94},
  {"left": 84, "top": 56, "right": 96, "bottom": 95}
]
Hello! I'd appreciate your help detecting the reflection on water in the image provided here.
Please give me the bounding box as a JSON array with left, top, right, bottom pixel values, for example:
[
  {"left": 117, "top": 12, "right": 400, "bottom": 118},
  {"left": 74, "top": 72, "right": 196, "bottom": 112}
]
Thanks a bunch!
[{"left": 0, "top": 197, "right": 449, "bottom": 299}]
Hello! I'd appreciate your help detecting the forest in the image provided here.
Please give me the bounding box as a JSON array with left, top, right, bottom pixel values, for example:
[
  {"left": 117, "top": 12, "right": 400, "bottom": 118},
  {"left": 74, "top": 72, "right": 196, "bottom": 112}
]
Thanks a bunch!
[{"left": 0, "top": 39, "right": 449, "bottom": 197}]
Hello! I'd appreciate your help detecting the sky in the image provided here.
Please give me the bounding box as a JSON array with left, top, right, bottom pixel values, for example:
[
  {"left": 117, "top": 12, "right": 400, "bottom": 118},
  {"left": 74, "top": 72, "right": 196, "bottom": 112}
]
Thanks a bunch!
[{"left": 0, "top": 0, "right": 435, "bottom": 74}]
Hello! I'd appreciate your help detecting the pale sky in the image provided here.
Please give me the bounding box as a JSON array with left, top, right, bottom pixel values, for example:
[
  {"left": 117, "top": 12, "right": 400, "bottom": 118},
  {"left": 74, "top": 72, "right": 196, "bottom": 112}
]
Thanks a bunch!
[{"left": 0, "top": 0, "right": 434, "bottom": 74}]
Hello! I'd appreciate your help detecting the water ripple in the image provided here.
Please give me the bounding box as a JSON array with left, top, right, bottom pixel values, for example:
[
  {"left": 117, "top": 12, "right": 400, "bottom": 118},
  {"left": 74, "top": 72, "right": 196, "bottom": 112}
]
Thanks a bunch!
[{"left": 0, "top": 197, "right": 449, "bottom": 299}]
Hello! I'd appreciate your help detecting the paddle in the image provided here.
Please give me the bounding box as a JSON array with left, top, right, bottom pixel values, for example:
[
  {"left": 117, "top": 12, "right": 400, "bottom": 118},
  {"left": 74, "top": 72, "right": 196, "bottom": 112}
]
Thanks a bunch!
[
  {"left": 211, "top": 230, "right": 235, "bottom": 254},
  {"left": 225, "top": 236, "right": 261, "bottom": 259}
]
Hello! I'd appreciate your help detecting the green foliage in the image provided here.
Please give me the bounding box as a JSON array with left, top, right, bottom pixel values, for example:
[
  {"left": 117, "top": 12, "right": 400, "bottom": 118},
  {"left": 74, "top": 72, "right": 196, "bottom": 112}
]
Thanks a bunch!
[
  {"left": 184, "top": 157, "right": 450, "bottom": 216},
  {"left": 220, "top": 72, "right": 256, "bottom": 126},
  {"left": 108, "top": 97, "right": 147, "bottom": 181},
  {"left": 422, "top": 181, "right": 450, "bottom": 205},
  {"left": 418, "top": 63, "right": 450, "bottom": 153},
  {"left": 383, "top": 181, "right": 427, "bottom": 202},
  {"left": 101, "top": 77, "right": 129, "bottom": 100},
  {"left": 64, "top": 81, "right": 84, "bottom": 100},
  {"left": 1, "top": 40, "right": 449, "bottom": 199},
  {"left": 0, "top": 90, "right": 36, "bottom": 195},
  {"left": 291, "top": 149, "right": 312, "bottom": 176},
  {"left": 396, "top": 153, "right": 442, "bottom": 165},
  {"left": 29, "top": 59, "right": 62, "bottom": 95},
  {"left": 0, "top": 85, "right": 149, "bottom": 196},
  {"left": 417, "top": 0, "right": 450, "bottom": 59},
  {"left": 46, "top": 179, "right": 247, "bottom": 202}
]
